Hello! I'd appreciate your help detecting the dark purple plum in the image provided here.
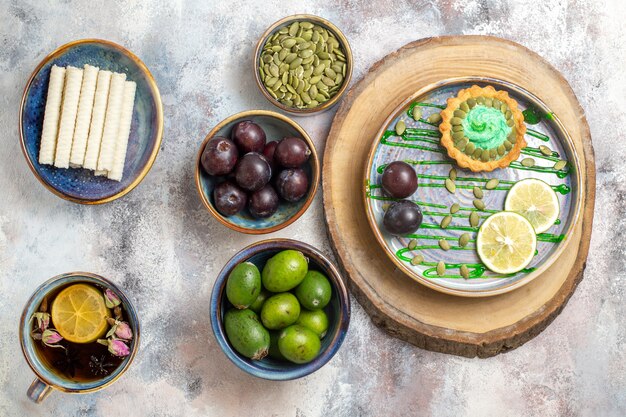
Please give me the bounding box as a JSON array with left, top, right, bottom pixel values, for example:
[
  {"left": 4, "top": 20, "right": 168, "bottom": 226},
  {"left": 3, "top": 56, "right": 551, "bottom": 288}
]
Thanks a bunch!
[
  {"left": 381, "top": 161, "right": 417, "bottom": 198},
  {"left": 213, "top": 181, "right": 247, "bottom": 216},
  {"left": 275, "top": 168, "right": 309, "bottom": 202},
  {"left": 234, "top": 153, "right": 272, "bottom": 192},
  {"left": 231, "top": 121, "right": 266, "bottom": 153},
  {"left": 262, "top": 141, "right": 278, "bottom": 171},
  {"left": 248, "top": 185, "right": 279, "bottom": 218},
  {"left": 201, "top": 136, "right": 239, "bottom": 176},
  {"left": 274, "top": 137, "right": 311, "bottom": 168},
  {"left": 383, "top": 200, "right": 422, "bottom": 235}
]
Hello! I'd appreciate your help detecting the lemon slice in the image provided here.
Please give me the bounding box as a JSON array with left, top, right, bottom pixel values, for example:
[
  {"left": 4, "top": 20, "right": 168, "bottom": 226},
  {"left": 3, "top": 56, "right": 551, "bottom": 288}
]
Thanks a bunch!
[
  {"left": 476, "top": 212, "right": 537, "bottom": 274},
  {"left": 51, "top": 283, "right": 111, "bottom": 344},
  {"left": 504, "top": 178, "right": 559, "bottom": 234}
]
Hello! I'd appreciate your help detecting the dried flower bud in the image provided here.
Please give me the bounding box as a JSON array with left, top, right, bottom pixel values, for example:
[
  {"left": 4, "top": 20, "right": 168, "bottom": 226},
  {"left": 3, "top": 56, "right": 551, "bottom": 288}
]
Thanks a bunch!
[
  {"left": 114, "top": 321, "right": 133, "bottom": 340},
  {"left": 98, "top": 338, "right": 130, "bottom": 357},
  {"left": 114, "top": 306, "right": 122, "bottom": 320},
  {"left": 42, "top": 329, "right": 63, "bottom": 347},
  {"left": 104, "top": 289, "right": 121, "bottom": 308},
  {"left": 31, "top": 312, "right": 51, "bottom": 332}
]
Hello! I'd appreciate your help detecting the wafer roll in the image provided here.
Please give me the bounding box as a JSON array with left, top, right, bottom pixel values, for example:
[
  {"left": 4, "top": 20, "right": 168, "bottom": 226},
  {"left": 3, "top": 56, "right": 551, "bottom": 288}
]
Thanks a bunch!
[
  {"left": 83, "top": 70, "right": 112, "bottom": 170},
  {"left": 97, "top": 72, "right": 126, "bottom": 171},
  {"left": 54, "top": 66, "right": 83, "bottom": 168},
  {"left": 69, "top": 64, "right": 99, "bottom": 167},
  {"left": 108, "top": 81, "right": 136, "bottom": 181},
  {"left": 38, "top": 65, "right": 66, "bottom": 165}
]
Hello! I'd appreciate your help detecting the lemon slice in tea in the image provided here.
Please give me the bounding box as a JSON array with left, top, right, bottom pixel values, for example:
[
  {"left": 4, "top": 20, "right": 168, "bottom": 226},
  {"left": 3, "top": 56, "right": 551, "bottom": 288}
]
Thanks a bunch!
[
  {"left": 476, "top": 212, "right": 537, "bottom": 274},
  {"left": 504, "top": 178, "right": 560, "bottom": 234},
  {"left": 51, "top": 283, "right": 111, "bottom": 344}
]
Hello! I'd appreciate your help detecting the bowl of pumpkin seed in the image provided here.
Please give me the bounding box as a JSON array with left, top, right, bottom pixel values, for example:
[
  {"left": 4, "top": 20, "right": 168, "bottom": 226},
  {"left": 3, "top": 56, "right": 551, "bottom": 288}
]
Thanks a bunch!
[{"left": 254, "top": 14, "right": 353, "bottom": 115}]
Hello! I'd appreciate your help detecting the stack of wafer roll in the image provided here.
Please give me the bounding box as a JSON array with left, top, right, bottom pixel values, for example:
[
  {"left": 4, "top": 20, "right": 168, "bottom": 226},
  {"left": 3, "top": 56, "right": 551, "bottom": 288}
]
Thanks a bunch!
[{"left": 38, "top": 64, "right": 136, "bottom": 182}]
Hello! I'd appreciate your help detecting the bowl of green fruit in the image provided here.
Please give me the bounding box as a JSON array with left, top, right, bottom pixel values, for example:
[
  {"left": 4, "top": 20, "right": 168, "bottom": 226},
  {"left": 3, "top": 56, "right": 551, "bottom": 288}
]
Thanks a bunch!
[{"left": 210, "top": 238, "right": 350, "bottom": 380}]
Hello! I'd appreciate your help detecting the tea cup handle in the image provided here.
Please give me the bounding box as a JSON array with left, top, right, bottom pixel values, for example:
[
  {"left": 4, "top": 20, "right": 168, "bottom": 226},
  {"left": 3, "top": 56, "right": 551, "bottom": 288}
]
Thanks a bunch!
[{"left": 27, "top": 378, "right": 53, "bottom": 403}]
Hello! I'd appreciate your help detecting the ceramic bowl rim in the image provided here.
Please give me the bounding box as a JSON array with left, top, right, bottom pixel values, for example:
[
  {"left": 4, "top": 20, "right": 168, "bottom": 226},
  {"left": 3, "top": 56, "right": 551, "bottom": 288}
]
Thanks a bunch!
[
  {"left": 194, "top": 110, "right": 320, "bottom": 234},
  {"left": 210, "top": 238, "right": 351, "bottom": 380},
  {"left": 18, "top": 38, "right": 164, "bottom": 205},
  {"left": 253, "top": 14, "right": 353, "bottom": 116}
]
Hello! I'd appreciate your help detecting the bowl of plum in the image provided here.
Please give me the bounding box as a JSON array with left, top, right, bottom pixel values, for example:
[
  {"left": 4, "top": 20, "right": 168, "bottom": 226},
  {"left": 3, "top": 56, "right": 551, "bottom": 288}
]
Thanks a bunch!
[{"left": 195, "top": 110, "right": 320, "bottom": 234}]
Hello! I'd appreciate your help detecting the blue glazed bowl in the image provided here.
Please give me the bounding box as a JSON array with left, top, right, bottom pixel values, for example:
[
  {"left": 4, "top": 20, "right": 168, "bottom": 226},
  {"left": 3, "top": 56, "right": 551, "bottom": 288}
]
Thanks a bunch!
[
  {"left": 19, "top": 39, "right": 163, "bottom": 204},
  {"left": 19, "top": 272, "right": 140, "bottom": 402},
  {"left": 210, "top": 239, "right": 350, "bottom": 380},
  {"left": 195, "top": 110, "right": 320, "bottom": 234}
]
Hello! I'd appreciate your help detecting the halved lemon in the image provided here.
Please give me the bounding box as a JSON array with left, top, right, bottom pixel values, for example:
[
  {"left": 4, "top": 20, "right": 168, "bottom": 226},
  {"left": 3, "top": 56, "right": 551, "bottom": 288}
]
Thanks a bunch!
[
  {"left": 504, "top": 178, "right": 559, "bottom": 234},
  {"left": 51, "top": 283, "right": 111, "bottom": 344},
  {"left": 476, "top": 212, "right": 537, "bottom": 274}
]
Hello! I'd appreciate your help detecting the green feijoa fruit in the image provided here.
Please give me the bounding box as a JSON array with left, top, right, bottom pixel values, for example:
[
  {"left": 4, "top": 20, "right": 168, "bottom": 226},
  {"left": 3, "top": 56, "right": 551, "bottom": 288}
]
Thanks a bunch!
[
  {"left": 224, "top": 309, "right": 270, "bottom": 360},
  {"left": 278, "top": 325, "right": 321, "bottom": 364},
  {"left": 268, "top": 331, "right": 285, "bottom": 360},
  {"left": 296, "top": 309, "right": 329, "bottom": 338},
  {"left": 262, "top": 249, "right": 309, "bottom": 292},
  {"left": 249, "top": 288, "right": 271, "bottom": 314},
  {"left": 261, "top": 292, "right": 301, "bottom": 330},
  {"left": 294, "top": 270, "right": 332, "bottom": 310},
  {"left": 226, "top": 262, "right": 261, "bottom": 309}
]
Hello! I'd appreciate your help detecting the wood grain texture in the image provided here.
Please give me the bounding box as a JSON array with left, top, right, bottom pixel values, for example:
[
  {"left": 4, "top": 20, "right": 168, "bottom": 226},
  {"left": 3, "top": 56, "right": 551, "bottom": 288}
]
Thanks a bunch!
[{"left": 322, "top": 36, "right": 595, "bottom": 358}]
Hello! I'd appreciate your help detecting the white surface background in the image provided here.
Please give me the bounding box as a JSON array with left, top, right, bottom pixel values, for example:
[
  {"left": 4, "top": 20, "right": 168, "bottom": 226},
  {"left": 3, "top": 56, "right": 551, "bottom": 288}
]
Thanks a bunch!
[{"left": 1, "top": 1, "right": 624, "bottom": 416}]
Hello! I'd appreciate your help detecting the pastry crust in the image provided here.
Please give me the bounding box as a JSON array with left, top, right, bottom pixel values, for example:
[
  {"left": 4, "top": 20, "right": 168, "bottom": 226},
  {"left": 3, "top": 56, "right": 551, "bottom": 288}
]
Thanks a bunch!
[{"left": 439, "top": 85, "right": 527, "bottom": 172}]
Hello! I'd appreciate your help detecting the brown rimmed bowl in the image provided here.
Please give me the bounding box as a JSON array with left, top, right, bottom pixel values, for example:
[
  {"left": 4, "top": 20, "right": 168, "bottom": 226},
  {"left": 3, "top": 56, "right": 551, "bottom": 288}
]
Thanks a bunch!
[
  {"left": 195, "top": 110, "right": 320, "bottom": 234},
  {"left": 253, "top": 14, "right": 353, "bottom": 116},
  {"left": 210, "top": 239, "right": 351, "bottom": 380}
]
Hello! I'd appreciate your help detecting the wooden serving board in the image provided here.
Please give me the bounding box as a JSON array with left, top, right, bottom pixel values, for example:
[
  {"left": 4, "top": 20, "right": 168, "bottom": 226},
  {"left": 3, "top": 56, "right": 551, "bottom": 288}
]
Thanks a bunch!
[{"left": 322, "top": 36, "right": 595, "bottom": 357}]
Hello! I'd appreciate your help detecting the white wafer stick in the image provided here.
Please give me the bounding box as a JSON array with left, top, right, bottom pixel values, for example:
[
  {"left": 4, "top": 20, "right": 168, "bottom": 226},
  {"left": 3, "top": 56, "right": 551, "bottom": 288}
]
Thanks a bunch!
[
  {"left": 54, "top": 66, "right": 83, "bottom": 168},
  {"left": 83, "top": 70, "right": 112, "bottom": 170},
  {"left": 39, "top": 65, "right": 66, "bottom": 165},
  {"left": 69, "top": 64, "right": 99, "bottom": 167},
  {"left": 95, "top": 170, "right": 108, "bottom": 176},
  {"left": 97, "top": 72, "right": 126, "bottom": 171},
  {"left": 108, "top": 81, "right": 136, "bottom": 181}
]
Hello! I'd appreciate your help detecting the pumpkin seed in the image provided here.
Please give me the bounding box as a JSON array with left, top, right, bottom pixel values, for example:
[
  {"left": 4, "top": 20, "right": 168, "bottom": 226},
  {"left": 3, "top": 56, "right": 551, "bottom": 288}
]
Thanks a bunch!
[
  {"left": 473, "top": 199, "right": 485, "bottom": 210},
  {"left": 395, "top": 120, "right": 406, "bottom": 136},
  {"left": 506, "top": 118, "right": 514, "bottom": 127},
  {"left": 454, "top": 109, "right": 467, "bottom": 118},
  {"left": 467, "top": 98, "right": 476, "bottom": 108},
  {"left": 412, "top": 106, "right": 422, "bottom": 120},
  {"left": 408, "top": 239, "right": 417, "bottom": 250},
  {"left": 459, "top": 233, "right": 470, "bottom": 248},
  {"left": 469, "top": 211, "right": 480, "bottom": 227},
  {"left": 301, "top": 92, "right": 312, "bottom": 104},
  {"left": 497, "top": 144, "right": 506, "bottom": 156},
  {"left": 427, "top": 113, "right": 442, "bottom": 124},
  {"left": 456, "top": 137, "right": 468, "bottom": 151},
  {"left": 521, "top": 158, "right": 535, "bottom": 167},
  {"left": 436, "top": 261, "right": 446, "bottom": 276},
  {"left": 503, "top": 140, "right": 513, "bottom": 150},
  {"left": 460, "top": 264, "right": 470, "bottom": 279},
  {"left": 485, "top": 178, "right": 499, "bottom": 190},
  {"left": 452, "top": 125, "right": 464, "bottom": 132},
  {"left": 477, "top": 97, "right": 485, "bottom": 104},
  {"left": 439, "top": 239, "right": 451, "bottom": 251},
  {"left": 441, "top": 215, "right": 452, "bottom": 229},
  {"left": 322, "top": 76, "right": 335, "bottom": 86},
  {"left": 450, "top": 203, "right": 460, "bottom": 214},
  {"left": 452, "top": 131, "right": 465, "bottom": 140},
  {"left": 473, "top": 186, "right": 483, "bottom": 199},
  {"left": 473, "top": 148, "right": 483, "bottom": 159},
  {"left": 449, "top": 168, "right": 457, "bottom": 181},
  {"left": 484, "top": 98, "right": 493, "bottom": 107},
  {"left": 451, "top": 117, "right": 463, "bottom": 125},
  {"left": 489, "top": 148, "right": 497, "bottom": 160},
  {"left": 554, "top": 160, "right": 567, "bottom": 170},
  {"left": 465, "top": 142, "right": 476, "bottom": 155},
  {"left": 288, "top": 21, "right": 299, "bottom": 36},
  {"left": 289, "top": 58, "right": 303, "bottom": 69},
  {"left": 481, "top": 151, "right": 489, "bottom": 162},
  {"left": 539, "top": 145, "right": 552, "bottom": 156},
  {"left": 299, "top": 49, "right": 314, "bottom": 59},
  {"left": 411, "top": 254, "right": 424, "bottom": 266},
  {"left": 492, "top": 99, "right": 502, "bottom": 109},
  {"left": 445, "top": 178, "right": 456, "bottom": 194},
  {"left": 460, "top": 102, "right": 469, "bottom": 113},
  {"left": 505, "top": 110, "right": 512, "bottom": 120}
]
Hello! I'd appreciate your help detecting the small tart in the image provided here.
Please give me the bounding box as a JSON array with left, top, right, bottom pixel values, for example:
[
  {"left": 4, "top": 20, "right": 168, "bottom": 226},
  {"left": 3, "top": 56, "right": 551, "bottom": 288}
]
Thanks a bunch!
[{"left": 439, "top": 85, "right": 527, "bottom": 172}]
